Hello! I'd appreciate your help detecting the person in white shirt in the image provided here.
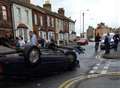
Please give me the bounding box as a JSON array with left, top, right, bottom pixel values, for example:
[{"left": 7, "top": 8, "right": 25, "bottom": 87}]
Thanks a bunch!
[
  {"left": 29, "top": 31, "right": 38, "bottom": 46},
  {"left": 19, "top": 36, "right": 25, "bottom": 48}
]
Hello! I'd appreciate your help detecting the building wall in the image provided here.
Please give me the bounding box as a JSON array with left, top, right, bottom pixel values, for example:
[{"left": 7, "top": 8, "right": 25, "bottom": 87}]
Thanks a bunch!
[
  {"left": 87, "top": 27, "right": 94, "bottom": 39},
  {"left": 69, "top": 22, "right": 75, "bottom": 41},
  {"left": 0, "top": 0, "right": 12, "bottom": 37},
  {"left": 32, "top": 9, "right": 46, "bottom": 39},
  {"left": 1, "top": 0, "right": 75, "bottom": 44},
  {"left": 46, "top": 15, "right": 56, "bottom": 41},
  {"left": 95, "top": 27, "right": 110, "bottom": 37},
  {"left": 16, "top": 0, "right": 30, "bottom": 3},
  {"left": 12, "top": 3, "right": 33, "bottom": 41}
]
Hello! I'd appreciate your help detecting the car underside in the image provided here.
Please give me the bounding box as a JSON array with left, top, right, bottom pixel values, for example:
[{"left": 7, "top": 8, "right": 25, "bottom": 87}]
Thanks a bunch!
[{"left": 0, "top": 45, "right": 79, "bottom": 78}]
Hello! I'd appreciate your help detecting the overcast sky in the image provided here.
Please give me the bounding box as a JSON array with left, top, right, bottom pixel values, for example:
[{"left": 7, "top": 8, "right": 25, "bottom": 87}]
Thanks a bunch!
[{"left": 31, "top": 0, "right": 120, "bottom": 35}]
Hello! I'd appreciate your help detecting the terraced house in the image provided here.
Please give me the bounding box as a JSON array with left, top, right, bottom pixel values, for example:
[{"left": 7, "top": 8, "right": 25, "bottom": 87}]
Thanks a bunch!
[
  {"left": 0, "top": 0, "right": 13, "bottom": 38},
  {"left": 0, "top": 0, "right": 76, "bottom": 44}
]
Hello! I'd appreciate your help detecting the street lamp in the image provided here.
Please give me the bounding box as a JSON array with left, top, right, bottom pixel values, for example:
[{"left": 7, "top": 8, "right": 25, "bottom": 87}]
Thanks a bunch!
[{"left": 81, "top": 9, "right": 89, "bottom": 38}]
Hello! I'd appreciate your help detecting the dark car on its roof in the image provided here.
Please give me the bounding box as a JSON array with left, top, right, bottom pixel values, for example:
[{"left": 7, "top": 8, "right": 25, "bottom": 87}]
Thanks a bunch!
[{"left": 0, "top": 44, "right": 79, "bottom": 78}]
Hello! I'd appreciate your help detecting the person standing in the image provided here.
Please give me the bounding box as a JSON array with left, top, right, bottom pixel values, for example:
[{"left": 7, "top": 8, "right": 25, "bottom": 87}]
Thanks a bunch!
[
  {"left": 48, "top": 38, "right": 56, "bottom": 50},
  {"left": 19, "top": 36, "right": 25, "bottom": 48},
  {"left": 95, "top": 33, "right": 101, "bottom": 52},
  {"left": 38, "top": 37, "right": 45, "bottom": 48},
  {"left": 29, "top": 31, "right": 38, "bottom": 46},
  {"left": 104, "top": 33, "right": 111, "bottom": 54},
  {"left": 113, "top": 33, "right": 119, "bottom": 51}
]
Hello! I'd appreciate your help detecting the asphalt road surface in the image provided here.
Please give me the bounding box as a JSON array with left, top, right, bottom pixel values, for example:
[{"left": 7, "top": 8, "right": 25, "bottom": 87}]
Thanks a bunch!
[
  {"left": 63, "top": 43, "right": 120, "bottom": 88},
  {"left": 74, "top": 75, "right": 120, "bottom": 88}
]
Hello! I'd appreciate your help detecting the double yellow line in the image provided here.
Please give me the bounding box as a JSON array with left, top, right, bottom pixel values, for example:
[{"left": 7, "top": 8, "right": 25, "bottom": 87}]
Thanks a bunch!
[
  {"left": 58, "top": 72, "right": 120, "bottom": 88},
  {"left": 58, "top": 75, "right": 86, "bottom": 88}
]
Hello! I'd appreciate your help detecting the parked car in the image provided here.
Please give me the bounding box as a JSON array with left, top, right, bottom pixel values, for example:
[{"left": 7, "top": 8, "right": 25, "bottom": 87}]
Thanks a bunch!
[
  {"left": 76, "top": 38, "right": 88, "bottom": 45},
  {"left": 0, "top": 44, "right": 79, "bottom": 78},
  {"left": 100, "top": 33, "right": 115, "bottom": 50}
]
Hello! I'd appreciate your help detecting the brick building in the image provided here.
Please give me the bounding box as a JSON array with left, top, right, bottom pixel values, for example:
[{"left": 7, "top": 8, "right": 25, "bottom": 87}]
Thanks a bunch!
[
  {"left": 87, "top": 26, "right": 94, "bottom": 39},
  {"left": 0, "top": 0, "right": 13, "bottom": 38},
  {"left": 17, "top": 0, "right": 30, "bottom": 3},
  {"left": 95, "top": 23, "right": 111, "bottom": 37},
  {"left": 0, "top": 0, "right": 75, "bottom": 44}
]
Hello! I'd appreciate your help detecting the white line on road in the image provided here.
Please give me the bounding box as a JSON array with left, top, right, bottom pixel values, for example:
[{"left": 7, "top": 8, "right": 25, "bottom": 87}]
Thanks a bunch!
[
  {"left": 93, "top": 66, "right": 98, "bottom": 70},
  {"left": 89, "top": 70, "right": 95, "bottom": 74},
  {"left": 101, "top": 61, "right": 111, "bottom": 74},
  {"left": 89, "top": 62, "right": 101, "bottom": 74},
  {"left": 96, "top": 63, "right": 100, "bottom": 66},
  {"left": 101, "top": 70, "right": 107, "bottom": 74}
]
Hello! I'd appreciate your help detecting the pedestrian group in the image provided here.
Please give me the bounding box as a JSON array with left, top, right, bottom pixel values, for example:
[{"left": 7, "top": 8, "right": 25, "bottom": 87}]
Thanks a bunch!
[{"left": 95, "top": 32, "right": 120, "bottom": 54}]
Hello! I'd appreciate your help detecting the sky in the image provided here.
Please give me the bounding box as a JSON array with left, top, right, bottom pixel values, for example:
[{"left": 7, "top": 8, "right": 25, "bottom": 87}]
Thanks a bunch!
[{"left": 31, "top": 0, "right": 120, "bottom": 35}]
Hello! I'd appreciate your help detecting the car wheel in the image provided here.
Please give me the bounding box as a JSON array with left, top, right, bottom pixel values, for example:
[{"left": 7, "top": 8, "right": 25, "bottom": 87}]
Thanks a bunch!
[
  {"left": 24, "top": 46, "right": 41, "bottom": 67},
  {"left": 65, "top": 52, "right": 77, "bottom": 70}
]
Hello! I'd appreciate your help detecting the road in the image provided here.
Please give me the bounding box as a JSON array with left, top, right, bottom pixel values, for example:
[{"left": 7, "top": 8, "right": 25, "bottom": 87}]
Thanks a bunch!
[
  {"left": 60, "top": 43, "right": 120, "bottom": 88},
  {"left": 0, "top": 42, "right": 106, "bottom": 88}
]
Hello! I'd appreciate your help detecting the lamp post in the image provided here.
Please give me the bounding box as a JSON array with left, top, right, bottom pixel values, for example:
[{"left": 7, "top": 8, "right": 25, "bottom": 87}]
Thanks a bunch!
[
  {"left": 82, "top": 12, "right": 84, "bottom": 38},
  {"left": 80, "top": 9, "right": 89, "bottom": 38}
]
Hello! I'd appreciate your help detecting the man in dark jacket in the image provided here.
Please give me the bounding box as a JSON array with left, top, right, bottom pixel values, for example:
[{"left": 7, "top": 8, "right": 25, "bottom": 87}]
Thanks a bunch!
[
  {"left": 95, "top": 33, "right": 101, "bottom": 52},
  {"left": 113, "top": 33, "right": 119, "bottom": 51},
  {"left": 104, "top": 33, "right": 111, "bottom": 54}
]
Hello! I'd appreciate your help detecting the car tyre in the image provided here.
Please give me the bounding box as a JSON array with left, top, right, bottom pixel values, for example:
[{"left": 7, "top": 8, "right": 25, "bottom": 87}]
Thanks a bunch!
[{"left": 24, "top": 46, "right": 41, "bottom": 67}]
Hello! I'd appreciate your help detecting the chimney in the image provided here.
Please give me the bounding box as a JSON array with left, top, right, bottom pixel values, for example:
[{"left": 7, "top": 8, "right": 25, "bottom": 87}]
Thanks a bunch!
[
  {"left": 58, "top": 8, "right": 65, "bottom": 16},
  {"left": 43, "top": 0, "right": 51, "bottom": 11}
]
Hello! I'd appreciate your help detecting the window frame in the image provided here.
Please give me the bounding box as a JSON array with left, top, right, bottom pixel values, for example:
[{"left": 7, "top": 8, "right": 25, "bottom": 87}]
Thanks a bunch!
[
  {"left": 34, "top": 13, "right": 37, "bottom": 25},
  {"left": 2, "top": 5, "right": 7, "bottom": 21}
]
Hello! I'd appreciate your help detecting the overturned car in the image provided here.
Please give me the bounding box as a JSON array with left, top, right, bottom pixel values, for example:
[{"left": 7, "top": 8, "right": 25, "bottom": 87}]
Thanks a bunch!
[{"left": 0, "top": 44, "right": 79, "bottom": 77}]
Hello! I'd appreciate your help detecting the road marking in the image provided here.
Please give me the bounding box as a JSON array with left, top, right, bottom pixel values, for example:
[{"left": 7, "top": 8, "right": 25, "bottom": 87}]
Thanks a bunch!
[
  {"left": 58, "top": 76, "right": 85, "bottom": 88},
  {"left": 101, "top": 61, "right": 111, "bottom": 74},
  {"left": 58, "top": 74, "right": 102, "bottom": 88},
  {"left": 59, "top": 72, "right": 120, "bottom": 88},
  {"left": 89, "top": 70, "right": 95, "bottom": 74},
  {"left": 89, "top": 62, "right": 102, "bottom": 74},
  {"left": 101, "top": 70, "right": 107, "bottom": 74},
  {"left": 96, "top": 63, "right": 100, "bottom": 66},
  {"left": 93, "top": 66, "right": 98, "bottom": 70},
  {"left": 104, "top": 66, "right": 109, "bottom": 69}
]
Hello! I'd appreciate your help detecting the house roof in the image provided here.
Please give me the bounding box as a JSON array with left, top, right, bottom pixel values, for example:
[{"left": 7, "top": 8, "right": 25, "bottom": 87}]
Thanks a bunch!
[
  {"left": 9, "top": 0, "right": 45, "bottom": 14},
  {"left": 9, "top": 0, "right": 75, "bottom": 23}
]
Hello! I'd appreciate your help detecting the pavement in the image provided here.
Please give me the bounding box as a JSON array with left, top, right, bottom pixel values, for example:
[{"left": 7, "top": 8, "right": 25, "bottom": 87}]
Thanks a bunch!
[
  {"left": 102, "top": 44, "right": 120, "bottom": 59},
  {"left": 0, "top": 45, "right": 16, "bottom": 54}
]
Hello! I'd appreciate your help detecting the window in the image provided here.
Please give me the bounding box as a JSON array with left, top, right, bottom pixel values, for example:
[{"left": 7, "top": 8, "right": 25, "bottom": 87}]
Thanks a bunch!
[
  {"left": 19, "top": 29, "right": 22, "bottom": 36},
  {"left": 58, "top": 19, "right": 61, "bottom": 30},
  {"left": 51, "top": 18, "right": 54, "bottom": 27},
  {"left": 25, "top": 10, "right": 29, "bottom": 24},
  {"left": 40, "top": 16, "right": 43, "bottom": 26},
  {"left": 47, "top": 16, "right": 50, "bottom": 26},
  {"left": 17, "top": 7, "right": 21, "bottom": 22},
  {"left": 2, "top": 6, "right": 7, "bottom": 20},
  {"left": 61, "top": 20, "right": 64, "bottom": 31},
  {"left": 34, "top": 14, "right": 37, "bottom": 25},
  {"left": 24, "top": 29, "right": 28, "bottom": 41}
]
